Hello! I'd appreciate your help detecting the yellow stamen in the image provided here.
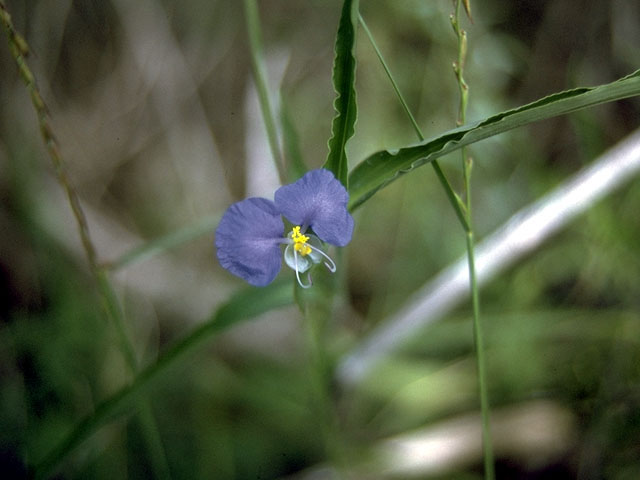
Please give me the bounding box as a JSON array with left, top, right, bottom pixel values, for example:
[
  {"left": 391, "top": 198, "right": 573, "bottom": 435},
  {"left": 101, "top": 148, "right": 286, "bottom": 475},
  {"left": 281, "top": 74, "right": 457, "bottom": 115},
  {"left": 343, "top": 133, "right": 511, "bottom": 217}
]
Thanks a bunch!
[{"left": 291, "top": 226, "right": 312, "bottom": 256}]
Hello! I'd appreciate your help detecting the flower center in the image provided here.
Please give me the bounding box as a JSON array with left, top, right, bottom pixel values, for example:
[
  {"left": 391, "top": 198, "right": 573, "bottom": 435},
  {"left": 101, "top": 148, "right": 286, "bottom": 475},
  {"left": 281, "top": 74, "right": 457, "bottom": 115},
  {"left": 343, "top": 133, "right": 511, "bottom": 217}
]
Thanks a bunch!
[
  {"left": 283, "top": 226, "right": 337, "bottom": 289},
  {"left": 291, "top": 226, "right": 312, "bottom": 256}
]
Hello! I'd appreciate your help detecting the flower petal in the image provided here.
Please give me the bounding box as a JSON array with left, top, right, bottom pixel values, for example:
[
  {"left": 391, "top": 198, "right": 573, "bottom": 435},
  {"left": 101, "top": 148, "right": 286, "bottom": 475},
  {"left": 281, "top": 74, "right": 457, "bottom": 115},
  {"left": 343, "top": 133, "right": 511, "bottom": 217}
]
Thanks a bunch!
[
  {"left": 215, "top": 197, "right": 284, "bottom": 286},
  {"left": 274, "top": 169, "right": 354, "bottom": 246}
]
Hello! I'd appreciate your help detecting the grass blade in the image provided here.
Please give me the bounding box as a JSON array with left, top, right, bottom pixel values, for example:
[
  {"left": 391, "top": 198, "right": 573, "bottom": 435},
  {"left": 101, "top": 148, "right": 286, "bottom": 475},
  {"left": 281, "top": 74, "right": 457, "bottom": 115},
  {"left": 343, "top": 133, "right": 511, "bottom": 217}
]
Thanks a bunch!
[
  {"left": 1, "top": 2, "right": 174, "bottom": 475},
  {"left": 280, "top": 97, "right": 309, "bottom": 181},
  {"left": 338, "top": 128, "right": 640, "bottom": 385},
  {"left": 243, "top": 0, "right": 285, "bottom": 182},
  {"left": 104, "top": 214, "right": 220, "bottom": 271},
  {"left": 33, "top": 280, "right": 294, "bottom": 479},
  {"left": 348, "top": 69, "right": 640, "bottom": 210}
]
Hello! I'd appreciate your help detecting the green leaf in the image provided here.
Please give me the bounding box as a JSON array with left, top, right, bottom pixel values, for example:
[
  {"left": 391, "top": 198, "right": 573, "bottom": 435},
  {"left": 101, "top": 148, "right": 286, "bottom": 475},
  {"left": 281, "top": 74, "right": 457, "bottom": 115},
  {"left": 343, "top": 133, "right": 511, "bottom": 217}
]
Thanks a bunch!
[
  {"left": 324, "top": 0, "right": 359, "bottom": 188},
  {"left": 105, "top": 214, "right": 220, "bottom": 271},
  {"left": 280, "top": 96, "right": 309, "bottom": 182},
  {"left": 33, "top": 280, "right": 293, "bottom": 480},
  {"left": 243, "top": 0, "right": 285, "bottom": 181},
  {"left": 348, "top": 69, "right": 640, "bottom": 210}
]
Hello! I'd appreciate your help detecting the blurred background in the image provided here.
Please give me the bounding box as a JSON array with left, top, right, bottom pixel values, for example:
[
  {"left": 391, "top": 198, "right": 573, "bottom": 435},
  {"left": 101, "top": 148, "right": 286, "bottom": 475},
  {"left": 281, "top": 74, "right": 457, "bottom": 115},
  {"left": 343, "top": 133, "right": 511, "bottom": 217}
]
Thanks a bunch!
[{"left": 1, "top": 0, "right": 639, "bottom": 478}]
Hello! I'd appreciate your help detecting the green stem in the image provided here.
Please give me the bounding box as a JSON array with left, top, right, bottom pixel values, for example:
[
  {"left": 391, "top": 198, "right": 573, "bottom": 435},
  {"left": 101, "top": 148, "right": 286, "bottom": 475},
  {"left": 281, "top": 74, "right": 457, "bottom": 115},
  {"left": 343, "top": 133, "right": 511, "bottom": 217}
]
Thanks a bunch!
[
  {"left": 0, "top": 3, "right": 171, "bottom": 477},
  {"left": 295, "top": 269, "right": 346, "bottom": 469},
  {"left": 465, "top": 217, "right": 495, "bottom": 479},
  {"left": 33, "top": 281, "right": 293, "bottom": 479},
  {"left": 360, "top": 7, "right": 493, "bottom": 475},
  {"left": 243, "top": 0, "right": 286, "bottom": 183},
  {"left": 452, "top": 1, "right": 495, "bottom": 478},
  {"left": 104, "top": 214, "right": 220, "bottom": 271},
  {"left": 358, "top": 15, "right": 422, "bottom": 141},
  {"left": 303, "top": 306, "right": 336, "bottom": 455},
  {"left": 358, "top": 14, "right": 469, "bottom": 230},
  {"left": 96, "top": 272, "right": 172, "bottom": 479}
]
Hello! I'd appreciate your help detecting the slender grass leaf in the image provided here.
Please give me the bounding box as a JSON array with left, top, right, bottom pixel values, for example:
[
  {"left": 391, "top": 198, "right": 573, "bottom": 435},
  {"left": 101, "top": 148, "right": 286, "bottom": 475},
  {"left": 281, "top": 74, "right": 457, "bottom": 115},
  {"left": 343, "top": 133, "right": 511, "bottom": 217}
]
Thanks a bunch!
[
  {"left": 348, "top": 69, "right": 640, "bottom": 210},
  {"left": 33, "top": 280, "right": 293, "bottom": 479},
  {"left": 280, "top": 97, "right": 308, "bottom": 182},
  {"left": 105, "top": 214, "right": 220, "bottom": 271},
  {"left": 324, "top": 0, "right": 359, "bottom": 187},
  {"left": 243, "top": 0, "right": 285, "bottom": 181}
]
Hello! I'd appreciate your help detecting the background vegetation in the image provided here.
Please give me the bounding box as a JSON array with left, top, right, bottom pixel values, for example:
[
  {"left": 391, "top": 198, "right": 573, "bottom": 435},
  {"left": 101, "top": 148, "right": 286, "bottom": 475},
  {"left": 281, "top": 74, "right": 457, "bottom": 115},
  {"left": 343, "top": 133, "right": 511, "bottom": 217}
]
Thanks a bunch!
[{"left": 1, "top": 0, "right": 639, "bottom": 478}]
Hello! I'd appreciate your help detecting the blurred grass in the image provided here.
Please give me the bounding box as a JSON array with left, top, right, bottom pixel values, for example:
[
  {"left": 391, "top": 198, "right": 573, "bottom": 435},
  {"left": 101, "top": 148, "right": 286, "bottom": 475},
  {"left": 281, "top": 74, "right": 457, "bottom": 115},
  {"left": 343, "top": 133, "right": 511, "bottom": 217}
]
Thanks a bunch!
[{"left": 1, "top": 0, "right": 640, "bottom": 478}]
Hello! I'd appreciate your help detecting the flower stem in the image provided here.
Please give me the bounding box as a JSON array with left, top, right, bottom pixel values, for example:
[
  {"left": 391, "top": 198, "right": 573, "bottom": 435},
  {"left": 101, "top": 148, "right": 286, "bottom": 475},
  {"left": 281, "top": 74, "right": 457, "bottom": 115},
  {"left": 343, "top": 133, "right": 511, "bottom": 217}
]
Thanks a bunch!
[
  {"left": 452, "top": 1, "right": 495, "bottom": 478},
  {"left": 295, "top": 270, "right": 346, "bottom": 470}
]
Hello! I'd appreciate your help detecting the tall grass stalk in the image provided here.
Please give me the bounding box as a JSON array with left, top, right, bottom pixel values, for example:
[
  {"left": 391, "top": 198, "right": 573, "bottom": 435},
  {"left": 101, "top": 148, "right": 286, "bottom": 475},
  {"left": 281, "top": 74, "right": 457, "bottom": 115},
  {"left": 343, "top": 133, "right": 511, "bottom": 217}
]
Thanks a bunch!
[
  {"left": 360, "top": 4, "right": 494, "bottom": 475},
  {"left": 243, "top": 0, "right": 286, "bottom": 183},
  {"left": 0, "top": 3, "right": 171, "bottom": 478},
  {"left": 451, "top": 1, "right": 495, "bottom": 478},
  {"left": 358, "top": 14, "right": 469, "bottom": 232}
]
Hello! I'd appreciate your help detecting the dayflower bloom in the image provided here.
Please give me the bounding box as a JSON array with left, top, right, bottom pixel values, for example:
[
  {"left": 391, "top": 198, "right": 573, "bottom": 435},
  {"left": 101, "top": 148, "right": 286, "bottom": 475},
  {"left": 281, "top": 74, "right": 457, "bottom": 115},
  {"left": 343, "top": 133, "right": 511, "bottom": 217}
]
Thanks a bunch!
[{"left": 215, "top": 169, "right": 354, "bottom": 288}]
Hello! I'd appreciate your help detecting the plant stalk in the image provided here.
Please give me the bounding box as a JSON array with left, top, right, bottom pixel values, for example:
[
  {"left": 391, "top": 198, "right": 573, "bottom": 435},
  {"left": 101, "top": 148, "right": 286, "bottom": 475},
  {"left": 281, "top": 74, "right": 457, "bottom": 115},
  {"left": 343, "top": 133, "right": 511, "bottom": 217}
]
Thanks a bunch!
[
  {"left": 243, "top": 0, "right": 286, "bottom": 183},
  {"left": 360, "top": 6, "right": 494, "bottom": 475},
  {"left": 452, "top": 1, "right": 495, "bottom": 478},
  {"left": 359, "top": 14, "right": 469, "bottom": 231},
  {"left": 0, "top": 4, "right": 171, "bottom": 477}
]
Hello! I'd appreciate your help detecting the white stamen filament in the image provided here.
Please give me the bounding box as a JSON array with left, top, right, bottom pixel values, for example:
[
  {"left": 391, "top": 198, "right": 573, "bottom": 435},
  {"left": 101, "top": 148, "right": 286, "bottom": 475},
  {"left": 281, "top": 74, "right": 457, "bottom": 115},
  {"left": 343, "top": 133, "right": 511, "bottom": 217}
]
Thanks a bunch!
[
  {"left": 307, "top": 244, "right": 337, "bottom": 272},
  {"left": 293, "top": 249, "right": 312, "bottom": 289}
]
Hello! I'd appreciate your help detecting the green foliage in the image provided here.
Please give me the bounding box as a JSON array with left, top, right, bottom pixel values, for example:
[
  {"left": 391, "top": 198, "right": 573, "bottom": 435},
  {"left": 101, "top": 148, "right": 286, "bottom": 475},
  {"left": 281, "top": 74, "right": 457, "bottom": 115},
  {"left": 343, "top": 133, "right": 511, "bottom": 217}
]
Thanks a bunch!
[
  {"left": 348, "top": 69, "right": 640, "bottom": 210},
  {"left": 2, "top": 0, "right": 640, "bottom": 478},
  {"left": 324, "top": 0, "right": 359, "bottom": 187},
  {"left": 33, "top": 280, "right": 293, "bottom": 478}
]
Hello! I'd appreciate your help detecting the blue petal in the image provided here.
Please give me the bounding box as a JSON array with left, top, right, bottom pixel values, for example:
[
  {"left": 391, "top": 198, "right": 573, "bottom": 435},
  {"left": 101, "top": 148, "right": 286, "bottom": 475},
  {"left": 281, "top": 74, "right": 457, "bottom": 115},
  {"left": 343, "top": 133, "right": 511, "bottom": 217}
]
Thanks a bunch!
[
  {"left": 215, "top": 197, "right": 284, "bottom": 286},
  {"left": 274, "top": 169, "right": 354, "bottom": 246}
]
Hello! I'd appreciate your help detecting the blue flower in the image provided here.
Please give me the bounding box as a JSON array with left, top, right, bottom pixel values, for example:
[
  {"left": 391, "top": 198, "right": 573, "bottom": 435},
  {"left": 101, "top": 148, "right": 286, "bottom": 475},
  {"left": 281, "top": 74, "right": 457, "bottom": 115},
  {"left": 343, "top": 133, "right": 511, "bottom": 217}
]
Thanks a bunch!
[{"left": 215, "top": 169, "right": 354, "bottom": 287}]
